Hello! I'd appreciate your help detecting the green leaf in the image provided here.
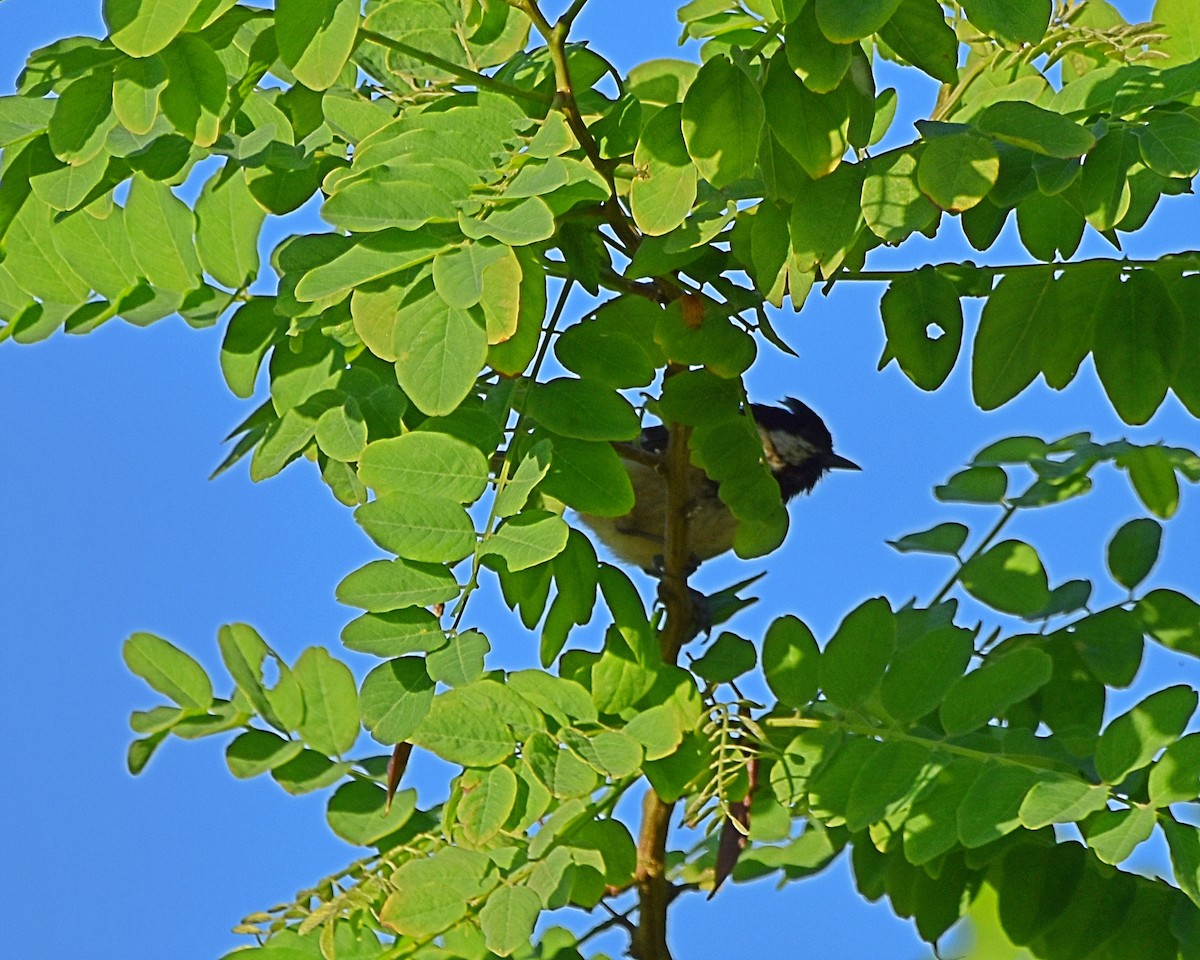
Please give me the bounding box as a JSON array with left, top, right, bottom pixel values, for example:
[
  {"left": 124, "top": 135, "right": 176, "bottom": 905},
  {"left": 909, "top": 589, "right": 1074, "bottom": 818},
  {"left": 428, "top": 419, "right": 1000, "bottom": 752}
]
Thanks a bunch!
[
  {"left": 763, "top": 51, "right": 850, "bottom": 179},
  {"left": 480, "top": 885, "right": 541, "bottom": 957},
  {"left": 784, "top": 3, "right": 852, "bottom": 92},
  {"left": 1094, "top": 270, "right": 1180, "bottom": 426},
  {"left": 940, "top": 647, "right": 1052, "bottom": 735},
  {"left": 1079, "top": 128, "right": 1138, "bottom": 231},
  {"left": 225, "top": 730, "right": 303, "bottom": 779},
  {"left": 993, "top": 842, "right": 1090, "bottom": 946},
  {"left": 336, "top": 557, "right": 460, "bottom": 612},
  {"left": 265, "top": 663, "right": 305, "bottom": 734},
  {"left": 460, "top": 198, "right": 555, "bottom": 247},
  {"left": 880, "top": 266, "right": 963, "bottom": 390},
  {"left": 1120, "top": 445, "right": 1181, "bottom": 518},
  {"left": 762, "top": 615, "right": 820, "bottom": 708},
  {"left": 1138, "top": 589, "right": 1200, "bottom": 658},
  {"left": 382, "top": 861, "right": 474, "bottom": 936},
  {"left": 1041, "top": 261, "right": 1109, "bottom": 389},
  {"left": 48, "top": 69, "right": 116, "bottom": 165},
  {"left": 271, "top": 749, "right": 350, "bottom": 795},
  {"left": 1162, "top": 815, "right": 1200, "bottom": 910},
  {"left": 323, "top": 162, "right": 475, "bottom": 232},
  {"left": 432, "top": 240, "right": 507, "bottom": 310},
  {"left": 159, "top": 35, "right": 226, "bottom": 147},
  {"left": 358, "top": 657, "right": 435, "bottom": 744},
  {"left": 525, "top": 732, "right": 599, "bottom": 798},
  {"left": 217, "top": 622, "right": 282, "bottom": 730},
  {"left": 299, "top": 229, "right": 452, "bottom": 303},
  {"left": 541, "top": 437, "right": 636, "bottom": 516},
  {"left": 591, "top": 631, "right": 658, "bottom": 715},
  {"left": 820, "top": 597, "right": 895, "bottom": 709},
  {"left": 1154, "top": 0, "right": 1200, "bottom": 64},
  {"left": 934, "top": 465, "right": 1008, "bottom": 503},
  {"left": 391, "top": 281, "right": 488, "bottom": 417},
  {"left": 881, "top": 625, "right": 974, "bottom": 725},
  {"left": 1018, "top": 777, "right": 1111, "bottom": 829},
  {"left": 123, "top": 632, "right": 213, "bottom": 709},
  {"left": 787, "top": 158, "right": 864, "bottom": 273},
  {"left": 326, "top": 780, "right": 416, "bottom": 846},
  {"left": 681, "top": 55, "right": 763, "bottom": 188},
  {"left": 631, "top": 103, "right": 698, "bottom": 236},
  {"left": 195, "top": 165, "right": 265, "bottom": 290},
  {"left": 1107, "top": 517, "right": 1163, "bottom": 590},
  {"left": 571, "top": 730, "right": 643, "bottom": 778},
  {"left": 127, "top": 732, "right": 169, "bottom": 775},
  {"left": 1095, "top": 685, "right": 1197, "bottom": 784},
  {"left": 692, "top": 631, "right": 757, "bottom": 684},
  {"left": 124, "top": 173, "right": 201, "bottom": 293},
  {"left": 972, "top": 268, "right": 1056, "bottom": 410},
  {"left": 887, "top": 522, "right": 968, "bottom": 555},
  {"left": 358, "top": 432, "right": 489, "bottom": 503},
  {"left": 903, "top": 757, "right": 982, "bottom": 864},
  {"left": 426, "top": 630, "right": 489, "bottom": 687},
  {"left": 1137, "top": 111, "right": 1200, "bottom": 178},
  {"left": 275, "top": 0, "right": 361, "bottom": 90},
  {"left": 412, "top": 686, "right": 514, "bottom": 767},
  {"left": 918, "top": 132, "right": 999, "bottom": 212},
  {"left": 653, "top": 300, "right": 756, "bottom": 379},
  {"left": 845, "top": 740, "right": 939, "bottom": 831},
  {"left": 1082, "top": 805, "right": 1157, "bottom": 865},
  {"left": 814, "top": 0, "right": 904, "bottom": 41},
  {"left": 976, "top": 101, "right": 1093, "bottom": 157},
  {"left": 528, "top": 378, "right": 641, "bottom": 441},
  {"left": 959, "top": 540, "right": 1051, "bottom": 617},
  {"left": 113, "top": 54, "right": 167, "bottom": 135},
  {"left": 961, "top": 0, "right": 1050, "bottom": 45},
  {"left": 355, "top": 492, "right": 476, "bottom": 564},
  {"left": 1069, "top": 607, "right": 1144, "bottom": 688},
  {"left": 293, "top": 647, "right": 359, "bottom": 756},
  {"left": 957, "top": 763, "right": 1041, "bottom": 847},
  {"left": 483, "top": 511, "right": 571, "bottom": 572},
  {"left": 218, "top": 298, "right": 285, "bottom": 396},
  {"left": 862, "top": 149, "right": 938, "bottom": 243},
  {"left": 879, "top": 0, "right": 959, "bottom": 84},
  {"left": 459, "top": 764, "right": 518, "bottom": 845},
  {"left": 1149, "top": 732, "right": 1200, "bottom": 806},
  {"left": 105, "top": 0, "right": 201, "bottom": 57},
  {"left": 315, "top": 396, "right": 368, "bottom": 462},
  {"left": 341, "top": 608, "right": 447, "bottom": 658},
  {"left": 494, "top": 441, "right": 552, "bottom": 519}
]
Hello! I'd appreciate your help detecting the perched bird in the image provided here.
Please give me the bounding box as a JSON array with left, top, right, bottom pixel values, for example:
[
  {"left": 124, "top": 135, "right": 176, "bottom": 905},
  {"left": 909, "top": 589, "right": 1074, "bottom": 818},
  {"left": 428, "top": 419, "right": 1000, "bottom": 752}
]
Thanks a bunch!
[{"left": 578, "top": 398, "right": 859, "bottom": 572}]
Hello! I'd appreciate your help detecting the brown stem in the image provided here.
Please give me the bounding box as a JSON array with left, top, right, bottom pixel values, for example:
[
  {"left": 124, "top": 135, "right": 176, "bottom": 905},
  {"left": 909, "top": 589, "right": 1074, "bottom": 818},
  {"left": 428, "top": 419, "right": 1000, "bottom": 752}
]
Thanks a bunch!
[
  {"left": 633, "top": 790, "right": 675, "bottom": 960},
  {"left": 514, "top": 0, "right": 643, "bottom": 253}
]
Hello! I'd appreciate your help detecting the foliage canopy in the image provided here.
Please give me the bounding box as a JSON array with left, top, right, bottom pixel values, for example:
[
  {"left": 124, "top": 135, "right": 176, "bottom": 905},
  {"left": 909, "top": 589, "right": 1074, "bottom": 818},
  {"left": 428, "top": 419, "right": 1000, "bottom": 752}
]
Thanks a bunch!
[{"left": 5, "top": 0, "right": 1200, "bottom": 958}]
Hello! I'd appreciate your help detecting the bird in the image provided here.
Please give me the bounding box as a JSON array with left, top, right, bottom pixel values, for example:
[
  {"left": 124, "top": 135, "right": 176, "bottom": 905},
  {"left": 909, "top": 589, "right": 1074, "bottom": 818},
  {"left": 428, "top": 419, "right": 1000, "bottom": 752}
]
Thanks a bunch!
[{"left": 577, "top": 397, "right": 859, "bottom": 573}]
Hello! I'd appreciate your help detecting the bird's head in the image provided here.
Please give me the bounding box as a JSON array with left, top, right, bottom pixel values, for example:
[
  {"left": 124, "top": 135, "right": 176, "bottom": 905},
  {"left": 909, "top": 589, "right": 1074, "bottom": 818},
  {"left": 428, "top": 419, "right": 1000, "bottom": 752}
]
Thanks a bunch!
[{"left": 751, "top": 397, "right": 860, "bottom": 501}]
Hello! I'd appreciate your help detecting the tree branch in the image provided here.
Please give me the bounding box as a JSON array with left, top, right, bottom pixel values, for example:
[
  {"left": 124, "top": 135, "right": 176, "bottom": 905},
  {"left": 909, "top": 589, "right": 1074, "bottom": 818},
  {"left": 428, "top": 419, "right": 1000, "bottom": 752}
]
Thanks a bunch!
[{"left": 513, "top": 0, "right": 643, "bottom": 253}]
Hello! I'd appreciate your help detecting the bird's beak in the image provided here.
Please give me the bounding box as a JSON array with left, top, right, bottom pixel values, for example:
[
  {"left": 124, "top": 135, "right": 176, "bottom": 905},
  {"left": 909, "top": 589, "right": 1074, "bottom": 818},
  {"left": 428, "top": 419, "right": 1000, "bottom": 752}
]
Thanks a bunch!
[{"left": 823, "top": 452, "right": 861, "bottom": 471}]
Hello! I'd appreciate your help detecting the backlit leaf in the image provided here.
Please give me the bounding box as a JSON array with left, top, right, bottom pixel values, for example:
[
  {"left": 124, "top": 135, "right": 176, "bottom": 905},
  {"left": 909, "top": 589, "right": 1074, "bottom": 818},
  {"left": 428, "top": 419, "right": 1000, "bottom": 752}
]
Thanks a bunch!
[
  {"left": 294, "top": 646, "right": 359, "bottom": 756},
  {"left": 681, "top": 55, "right": 763, "bottom": 188},
  {"left": 123, "top": 632, "right": 213, "bottom": 709}
]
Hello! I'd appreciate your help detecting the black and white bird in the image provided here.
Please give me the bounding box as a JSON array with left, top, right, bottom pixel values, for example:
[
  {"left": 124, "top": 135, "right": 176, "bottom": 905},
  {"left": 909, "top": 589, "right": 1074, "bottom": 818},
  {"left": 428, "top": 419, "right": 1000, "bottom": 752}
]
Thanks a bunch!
[{"left": 578, "top": 397, "right": 859, "bottom": 572}]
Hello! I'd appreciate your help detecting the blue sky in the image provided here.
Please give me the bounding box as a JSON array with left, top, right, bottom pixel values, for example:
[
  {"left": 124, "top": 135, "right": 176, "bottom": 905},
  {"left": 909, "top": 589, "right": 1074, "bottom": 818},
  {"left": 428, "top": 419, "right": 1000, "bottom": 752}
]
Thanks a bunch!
[{"left": 2, "top": 2, "right": 1198, "bottom": 959}]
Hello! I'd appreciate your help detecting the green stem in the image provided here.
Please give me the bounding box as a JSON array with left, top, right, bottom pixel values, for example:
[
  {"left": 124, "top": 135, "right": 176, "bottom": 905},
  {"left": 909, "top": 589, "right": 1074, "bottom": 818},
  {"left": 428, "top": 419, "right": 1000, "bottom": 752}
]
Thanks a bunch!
[
  {"left": 357, "top": 29, "right": 552, "bottom": 105},
  {"left": 448, "top": 277, "right": 575, "bottom": 630},
  {"left": 830, "top": 256, "right": 1198, "bottom": 285},
  {"left": 928, "top": 504, "right": 1016, "bottom": 606},
  {"left": 766, "top": 714, "right": 1079, "bottom": 775}
]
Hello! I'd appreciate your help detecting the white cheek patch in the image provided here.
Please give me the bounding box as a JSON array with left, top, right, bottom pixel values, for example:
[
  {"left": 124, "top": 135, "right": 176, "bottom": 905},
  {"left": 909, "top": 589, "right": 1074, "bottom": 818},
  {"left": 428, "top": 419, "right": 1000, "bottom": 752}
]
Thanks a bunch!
[{"left": 760, "top": 427, "right": 818, "bottom": 469}]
